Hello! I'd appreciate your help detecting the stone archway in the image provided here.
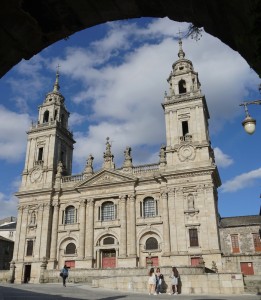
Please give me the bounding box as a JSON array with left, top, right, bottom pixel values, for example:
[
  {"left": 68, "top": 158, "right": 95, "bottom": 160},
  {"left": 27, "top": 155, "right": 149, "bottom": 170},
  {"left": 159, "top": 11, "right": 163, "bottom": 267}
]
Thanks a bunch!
[{"left": 1, "top": 1, "right": 260, "bottom": 80}]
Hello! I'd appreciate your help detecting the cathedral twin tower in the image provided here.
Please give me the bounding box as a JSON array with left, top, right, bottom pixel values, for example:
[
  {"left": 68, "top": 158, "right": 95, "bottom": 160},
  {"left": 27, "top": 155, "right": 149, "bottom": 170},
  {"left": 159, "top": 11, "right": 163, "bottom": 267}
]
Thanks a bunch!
[{"left": 13, "top": 40, "right": 221, "bottom": 283}]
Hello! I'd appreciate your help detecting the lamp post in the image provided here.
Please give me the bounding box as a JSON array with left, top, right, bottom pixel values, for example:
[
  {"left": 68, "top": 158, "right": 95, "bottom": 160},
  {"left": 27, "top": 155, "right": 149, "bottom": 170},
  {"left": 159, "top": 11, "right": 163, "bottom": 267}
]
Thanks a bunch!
[{"left": 239, "top": 99, "right": 261, "bottom": 134}]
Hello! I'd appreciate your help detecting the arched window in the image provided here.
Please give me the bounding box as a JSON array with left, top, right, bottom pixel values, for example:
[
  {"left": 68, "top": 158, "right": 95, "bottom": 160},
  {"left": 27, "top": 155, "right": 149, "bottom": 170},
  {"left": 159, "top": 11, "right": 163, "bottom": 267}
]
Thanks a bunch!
[
  {"left": 145, "top": 237, "right": 158, "bottom": 250},
  {"left": 143, "top": 197, "right": 157, "bottom": 218},
  {"left": 178, "top": 79, "right": 187, "bottom": 94},
  {"left": 103, "top": 237, "right": 114, "bottom": 245},
  {"left": 65, "top": 206, "right": 76, "bottom": 224},
  {"left": 65, "top": 243, "right": 76, "bottom": 254},
  {"left": 43, "top": 110, "right": 49, "bottom": 123},
  {"left": 101, "top": 201, "right": 116, "bottom": 221}
]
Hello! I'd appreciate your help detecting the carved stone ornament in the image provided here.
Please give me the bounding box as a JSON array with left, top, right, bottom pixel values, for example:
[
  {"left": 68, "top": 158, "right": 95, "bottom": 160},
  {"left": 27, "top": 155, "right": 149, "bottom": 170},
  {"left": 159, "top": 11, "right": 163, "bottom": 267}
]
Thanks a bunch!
[
  {"left": 30, "top": 166, "right": 43, "bottom": 183},
  {"left": 178, "top": 145, "right": 196, "bottom": 162}
]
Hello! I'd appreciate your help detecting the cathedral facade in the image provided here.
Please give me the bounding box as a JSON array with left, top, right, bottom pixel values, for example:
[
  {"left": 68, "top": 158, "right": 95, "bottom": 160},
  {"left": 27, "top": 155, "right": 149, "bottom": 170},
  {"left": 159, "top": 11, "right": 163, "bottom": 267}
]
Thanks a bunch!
[{"left": 14, "top": 40, "right": 223, "bottom": 283}]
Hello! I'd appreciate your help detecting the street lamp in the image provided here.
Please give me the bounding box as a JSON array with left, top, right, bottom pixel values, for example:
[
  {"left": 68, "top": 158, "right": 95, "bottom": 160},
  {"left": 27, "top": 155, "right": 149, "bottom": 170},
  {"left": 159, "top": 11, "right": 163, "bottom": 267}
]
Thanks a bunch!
[{"left": 239, "top": 100, "right": 261, "bottom": 134}]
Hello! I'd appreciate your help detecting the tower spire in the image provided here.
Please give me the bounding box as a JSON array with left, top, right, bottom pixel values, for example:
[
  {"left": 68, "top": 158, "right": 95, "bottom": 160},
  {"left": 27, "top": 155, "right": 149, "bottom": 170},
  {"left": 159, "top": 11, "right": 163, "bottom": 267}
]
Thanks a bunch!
[
  {"left": 178, "top": 38, "right": 185, "bottom": 59},
  {"left": 53, "top": 64, "right": 60, "bottom": 92}
]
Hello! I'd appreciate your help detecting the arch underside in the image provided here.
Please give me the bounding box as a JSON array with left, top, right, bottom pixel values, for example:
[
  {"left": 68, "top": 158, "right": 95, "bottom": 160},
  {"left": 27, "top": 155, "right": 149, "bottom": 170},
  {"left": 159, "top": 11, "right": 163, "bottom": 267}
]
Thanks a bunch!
[{"left": 1, "top": 0, "right": 260, "bottom": 80}]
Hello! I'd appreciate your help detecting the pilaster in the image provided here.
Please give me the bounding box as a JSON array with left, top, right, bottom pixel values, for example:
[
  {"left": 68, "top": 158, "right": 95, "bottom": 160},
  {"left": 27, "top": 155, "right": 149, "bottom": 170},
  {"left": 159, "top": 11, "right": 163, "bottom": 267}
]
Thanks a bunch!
[
  {"left": 49, "top": 202, "right": 59, "bottom": 262},
  {"left": 78, "top": 198, "right": 86, "bottom": 259},
  {"left": 119, "top": 195, "right": 127, "bottom": 257},
  {"left": 85, "top": 198, "right": 94, "bottom": 267},
  {"left": 128, "top": 194, "right": 137, "bottom": 257},
  {"left": 161, "top": 190, "right": 171, "bottom": 255}
]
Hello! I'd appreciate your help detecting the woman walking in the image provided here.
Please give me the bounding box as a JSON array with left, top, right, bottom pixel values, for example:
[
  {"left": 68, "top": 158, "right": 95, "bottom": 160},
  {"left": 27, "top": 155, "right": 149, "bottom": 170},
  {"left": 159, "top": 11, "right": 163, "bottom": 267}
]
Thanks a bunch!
[{"left": 148, "top": 267, "right": 157, "bottom": 295}]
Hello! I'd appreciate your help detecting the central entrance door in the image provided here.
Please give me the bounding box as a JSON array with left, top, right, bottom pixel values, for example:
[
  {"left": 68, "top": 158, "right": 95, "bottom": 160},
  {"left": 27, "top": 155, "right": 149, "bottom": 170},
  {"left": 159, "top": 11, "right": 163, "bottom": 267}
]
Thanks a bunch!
[
  {"left": 23, "top": 264, "right": 31, "bottom": 283},
  {"left": 102, "top": 249, "right": 116, "bottom": 268}
]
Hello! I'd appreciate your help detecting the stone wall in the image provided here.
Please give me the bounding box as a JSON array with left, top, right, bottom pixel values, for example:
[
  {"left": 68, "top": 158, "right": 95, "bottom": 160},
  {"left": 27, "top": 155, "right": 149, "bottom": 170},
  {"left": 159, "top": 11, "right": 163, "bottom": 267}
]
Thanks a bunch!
[
  {"left": 0, "top": 270, "right": 11, "bottom": 283},
  {"left": 93, "top": 273, "right": 244, "bottom": 295},
  {"left": 41, "top": 266, "right": 244, "bottom": 295}
]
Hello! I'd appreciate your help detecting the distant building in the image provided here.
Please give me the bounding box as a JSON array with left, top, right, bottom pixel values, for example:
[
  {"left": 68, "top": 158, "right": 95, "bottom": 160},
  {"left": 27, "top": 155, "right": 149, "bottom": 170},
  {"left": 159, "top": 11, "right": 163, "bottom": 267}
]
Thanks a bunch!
[
  {"left": 0, "top": 236, "right": 14, "bottom": 270},
  {"left": 0, "top": 217, "right": 17, "bottom": 242},
  {"left": 219, "top": 215, "right": 261, "bottom": 275},
  {"left": 0, "top": 216, "right": 17, "bottom": 270}
]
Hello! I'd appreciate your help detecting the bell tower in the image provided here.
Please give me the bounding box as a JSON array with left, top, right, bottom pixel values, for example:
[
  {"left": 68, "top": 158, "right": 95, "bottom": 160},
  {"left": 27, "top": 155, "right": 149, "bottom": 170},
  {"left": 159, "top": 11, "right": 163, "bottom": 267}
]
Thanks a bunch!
[
  {"left": 19, "top": 69, "right": 75, "bottom": 191},
  {"left": 162, "top": 39, "right": 215, "bottom": 170}
]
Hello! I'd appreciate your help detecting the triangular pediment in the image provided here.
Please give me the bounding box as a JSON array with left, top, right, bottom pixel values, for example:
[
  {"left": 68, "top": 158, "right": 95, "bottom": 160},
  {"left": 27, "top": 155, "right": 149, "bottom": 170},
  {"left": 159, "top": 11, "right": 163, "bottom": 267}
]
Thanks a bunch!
[{"left": 75, "top": 169, "right": 137, "bottom": 188}]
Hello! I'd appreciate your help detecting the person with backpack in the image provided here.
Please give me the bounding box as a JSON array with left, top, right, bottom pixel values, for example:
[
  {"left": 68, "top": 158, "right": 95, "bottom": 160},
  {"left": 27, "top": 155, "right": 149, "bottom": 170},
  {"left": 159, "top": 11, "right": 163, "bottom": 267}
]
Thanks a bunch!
[
  {"left": 156, "top": 272, "right": 164, "bottom": 294},
  {"left": 60, "top": 265, "right": 69, "bottom": 287}
]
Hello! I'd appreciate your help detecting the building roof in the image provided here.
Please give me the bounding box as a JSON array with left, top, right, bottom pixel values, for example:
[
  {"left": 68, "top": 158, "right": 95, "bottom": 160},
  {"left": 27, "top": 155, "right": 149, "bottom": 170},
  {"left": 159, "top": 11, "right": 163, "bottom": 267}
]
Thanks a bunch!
[
  {"left": 220, "top": 215, "right": 261, "bottom": 228},
  {"left": 0, "top": 235, "right": 14, "bottom": 243},
  {"left": 0, "top": 222, "right": 16, "bottom": 230},
  {"left": 0, "top": 216, "right": 17, "bottom": 225}
]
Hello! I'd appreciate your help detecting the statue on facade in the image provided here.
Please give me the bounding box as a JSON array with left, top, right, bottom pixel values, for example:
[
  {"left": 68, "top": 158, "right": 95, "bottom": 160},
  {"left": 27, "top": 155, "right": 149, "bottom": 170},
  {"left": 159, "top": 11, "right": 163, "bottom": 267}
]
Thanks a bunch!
[
  {"left": 83, "top": 154, "right": 94, "bottom": 177},
  {"left": 159, "top": 144, "right": 166, "bottom": 168},
  {"left": 103, "top": 137, "right": 115, "bottom": 170},
  {"left": 122, "top": 146, "right": 133, "bottom": 169},
  {"left": 57, "top": 161, "right": 63, "bottom": 176}
]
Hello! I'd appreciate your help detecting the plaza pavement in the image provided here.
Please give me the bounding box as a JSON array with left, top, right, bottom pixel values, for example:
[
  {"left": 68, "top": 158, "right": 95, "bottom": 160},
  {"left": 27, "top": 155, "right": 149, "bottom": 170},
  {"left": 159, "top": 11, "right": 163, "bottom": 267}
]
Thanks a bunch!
[{"left": 0, "top": 283, "right": 260, "bottom": 300}]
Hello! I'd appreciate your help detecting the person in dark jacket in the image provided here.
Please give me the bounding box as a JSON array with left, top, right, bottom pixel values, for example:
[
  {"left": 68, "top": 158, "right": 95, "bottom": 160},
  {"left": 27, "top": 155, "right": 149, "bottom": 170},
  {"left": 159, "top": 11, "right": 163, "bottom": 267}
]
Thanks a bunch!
[{"left": 60, "top": 265, "right": 69, "bottom": 287}]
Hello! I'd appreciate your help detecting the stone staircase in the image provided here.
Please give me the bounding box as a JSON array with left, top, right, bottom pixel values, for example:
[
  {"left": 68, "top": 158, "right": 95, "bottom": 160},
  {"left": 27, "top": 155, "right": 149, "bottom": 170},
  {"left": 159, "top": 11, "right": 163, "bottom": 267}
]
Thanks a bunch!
[{"left": 244, "top": 275, "right": 261, "bottom": 295}]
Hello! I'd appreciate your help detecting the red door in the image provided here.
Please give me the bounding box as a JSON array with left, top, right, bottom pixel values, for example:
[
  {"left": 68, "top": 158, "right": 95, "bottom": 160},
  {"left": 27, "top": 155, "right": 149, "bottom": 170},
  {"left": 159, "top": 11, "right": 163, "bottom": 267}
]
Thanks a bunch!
[
  {"left": 146, "top": 256, "right": 158, "bottom": 267},
  {"left": 191, "top": 257, "right": 200, "bottom": 266},
  {"left": 240, "top": 262, "right": 254, "bottom": 275},
  {"left": 102, "top": 250, "right": 116, "bottom": 268},
  {"left": 65, "top": 260, "right": 75, "bottom": 269}
]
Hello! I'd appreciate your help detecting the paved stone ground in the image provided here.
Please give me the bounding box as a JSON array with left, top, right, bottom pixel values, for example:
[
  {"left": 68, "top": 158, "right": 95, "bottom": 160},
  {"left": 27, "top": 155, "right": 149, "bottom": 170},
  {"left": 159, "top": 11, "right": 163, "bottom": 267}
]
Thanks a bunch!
[{"left": 0, "top": 283, "right": 260, "bottom": 300}]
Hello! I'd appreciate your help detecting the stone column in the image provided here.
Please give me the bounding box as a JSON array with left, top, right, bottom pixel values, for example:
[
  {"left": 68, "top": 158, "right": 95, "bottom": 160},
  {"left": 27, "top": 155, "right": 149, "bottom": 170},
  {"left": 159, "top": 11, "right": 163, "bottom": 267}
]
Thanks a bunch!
[
  {"left": 39, "top": 203, "right": 51, "bottom": 259},
  {"left": 39, "top": 257, "right": 47, "bottom": 283},
  {"left": 119, "top": 195, "right": 127, "bottom": 257},
  {"left": 85, "top": 198, "right": 94, "bottom": 260},
  {"left": 8, "top": 260, "right": 16, "bottom": 283},
  {"left": 78, "top": 199, "right": 86, "bottom": 259},
  {"left": 34, "top": 203, "right": 44, "bottom": 260},
  {"left": 128, "top": 194, "right": 137, "bottom": 257},
  {"left": 50, "top": 203, "right": 59, "bottom": 261},
  {"left": 162, "top": 190, "right": 171, "bottom": 255},
  {"left": 168, "top": 189, "right": 177, "bottom": 252},
  {"left": 12, "top": 205, "right": 23, "bottom": 261},
  {"left": 18, "top": 206, "right": 29, "bottom": 260}
]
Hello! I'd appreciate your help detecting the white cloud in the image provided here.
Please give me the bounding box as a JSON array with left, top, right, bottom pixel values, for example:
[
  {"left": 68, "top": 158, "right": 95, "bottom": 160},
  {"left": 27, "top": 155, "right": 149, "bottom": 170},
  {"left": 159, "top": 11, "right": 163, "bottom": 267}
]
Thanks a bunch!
[
  {"left": 0, "top": 105, "right": 31, "bottom": 162},
  {"left": 69, "top": 112, "right": 87, "bottom": 127},
  {"left": 221, "top": 168, "right": 261, "bottom": 192},
  {"left": 214, "top": 147, "right": 234, "bottom": 168},
  {"left": 0, "top": 193, "right": 18, "bottom": 219}
]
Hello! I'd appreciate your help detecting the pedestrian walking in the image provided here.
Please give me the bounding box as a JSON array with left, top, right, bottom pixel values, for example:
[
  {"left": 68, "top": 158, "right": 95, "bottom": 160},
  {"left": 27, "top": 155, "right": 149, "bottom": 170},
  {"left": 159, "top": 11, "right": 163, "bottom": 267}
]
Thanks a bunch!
[{"left": 60, "top": 265, "right": 69, "bottom": 287}]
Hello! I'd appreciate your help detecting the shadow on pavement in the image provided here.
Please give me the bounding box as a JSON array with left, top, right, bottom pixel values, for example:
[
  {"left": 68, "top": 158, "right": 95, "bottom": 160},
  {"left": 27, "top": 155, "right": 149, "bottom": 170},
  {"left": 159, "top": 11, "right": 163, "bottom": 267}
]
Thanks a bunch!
[{"left": 0, "top": 284, "right": 128, "bottom": 300}]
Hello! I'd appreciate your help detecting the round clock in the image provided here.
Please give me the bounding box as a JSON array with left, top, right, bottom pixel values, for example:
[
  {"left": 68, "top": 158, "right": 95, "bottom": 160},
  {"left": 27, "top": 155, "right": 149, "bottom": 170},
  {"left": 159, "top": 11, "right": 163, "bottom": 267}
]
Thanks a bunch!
[
  {"left": 178, "top": 145, "right": 196, "bottom": 162},
  {"left": 30, "top": 167, "right": 43, "bottom": 183}
]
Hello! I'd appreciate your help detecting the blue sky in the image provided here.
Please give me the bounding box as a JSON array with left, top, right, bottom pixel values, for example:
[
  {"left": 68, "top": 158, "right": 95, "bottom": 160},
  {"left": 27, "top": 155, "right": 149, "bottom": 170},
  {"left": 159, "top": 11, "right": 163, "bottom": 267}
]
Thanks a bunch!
[{"left": 0, "top": 18, "right": 260, "bottom": 219}]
